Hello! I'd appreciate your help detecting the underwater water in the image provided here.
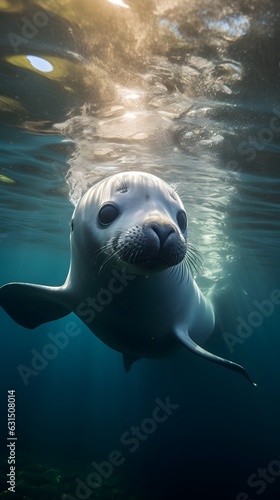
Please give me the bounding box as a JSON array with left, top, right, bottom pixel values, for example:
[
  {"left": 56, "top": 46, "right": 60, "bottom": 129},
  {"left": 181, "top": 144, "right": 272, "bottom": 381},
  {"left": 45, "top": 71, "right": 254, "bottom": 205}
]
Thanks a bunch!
[{"left": 0, "top": 0, "right": 280, "bottom": 499}]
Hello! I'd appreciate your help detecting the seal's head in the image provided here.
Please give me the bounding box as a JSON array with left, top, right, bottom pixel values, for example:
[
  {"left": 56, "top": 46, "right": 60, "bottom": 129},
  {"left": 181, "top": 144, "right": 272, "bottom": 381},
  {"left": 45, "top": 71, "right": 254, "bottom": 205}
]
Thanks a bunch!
[{"left": 71, "top": 171, "right": 188, "bottom": 273}]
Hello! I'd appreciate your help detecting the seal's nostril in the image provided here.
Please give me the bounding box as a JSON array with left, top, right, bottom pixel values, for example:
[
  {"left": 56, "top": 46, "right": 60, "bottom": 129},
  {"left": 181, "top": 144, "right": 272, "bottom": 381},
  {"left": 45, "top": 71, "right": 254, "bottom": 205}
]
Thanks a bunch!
[{"left": 149, "top": 223, "right": 175, "bottom": 245}]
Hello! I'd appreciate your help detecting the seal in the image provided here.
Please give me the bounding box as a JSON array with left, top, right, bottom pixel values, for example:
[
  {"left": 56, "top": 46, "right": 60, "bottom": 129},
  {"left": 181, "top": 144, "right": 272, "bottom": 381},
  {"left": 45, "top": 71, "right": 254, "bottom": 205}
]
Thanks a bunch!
[{"left": 0, "top": 171, "right": 255, "bottom": 385}]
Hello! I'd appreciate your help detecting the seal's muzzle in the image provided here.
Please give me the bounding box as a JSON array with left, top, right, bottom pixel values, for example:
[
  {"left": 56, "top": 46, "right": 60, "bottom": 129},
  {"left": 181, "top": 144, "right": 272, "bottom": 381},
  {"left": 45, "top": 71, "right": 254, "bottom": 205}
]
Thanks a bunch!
[{"left": 115, "top": 217, "right": 186, "bottom": 270}]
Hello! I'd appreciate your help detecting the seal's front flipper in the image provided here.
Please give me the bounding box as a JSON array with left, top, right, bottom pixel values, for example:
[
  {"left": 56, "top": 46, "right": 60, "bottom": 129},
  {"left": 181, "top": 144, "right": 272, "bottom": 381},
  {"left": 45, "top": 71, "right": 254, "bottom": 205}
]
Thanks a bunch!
[
  {"left": 174, "top": 329, "right": 256, "bottom": 386},
  {"left": 0, "top": 282, "right": 71, "bottom": 329},
  {"left": 122, "top": 353, "right": 140, "bottom": 372}
]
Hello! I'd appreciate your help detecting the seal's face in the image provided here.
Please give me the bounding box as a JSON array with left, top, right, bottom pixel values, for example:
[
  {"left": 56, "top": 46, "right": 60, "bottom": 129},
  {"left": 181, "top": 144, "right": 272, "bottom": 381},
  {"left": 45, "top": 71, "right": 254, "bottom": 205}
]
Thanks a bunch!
[
  {"left": 112, "top": 213, "right": 187, "bottom": 271},
  {"left": 72, "top": 171, "right": 188, "bottom": 273}
]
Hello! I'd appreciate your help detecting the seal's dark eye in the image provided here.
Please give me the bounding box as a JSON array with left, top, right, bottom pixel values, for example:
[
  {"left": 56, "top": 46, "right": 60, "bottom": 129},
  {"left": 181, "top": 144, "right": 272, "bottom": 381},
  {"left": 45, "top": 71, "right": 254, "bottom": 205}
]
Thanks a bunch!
[
  {"left": 98, "top": 203, "right": 119, "bottom": 225},
  {"left": 177, "top": 210, "right": 187, "bottom": 232}
]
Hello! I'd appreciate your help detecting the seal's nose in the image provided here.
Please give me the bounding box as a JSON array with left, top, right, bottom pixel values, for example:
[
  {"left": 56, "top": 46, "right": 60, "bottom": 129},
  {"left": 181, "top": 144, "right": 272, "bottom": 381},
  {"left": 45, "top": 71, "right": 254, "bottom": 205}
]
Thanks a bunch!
[{"left": 149, "top": 222, "right": 175, "bottom": 245}]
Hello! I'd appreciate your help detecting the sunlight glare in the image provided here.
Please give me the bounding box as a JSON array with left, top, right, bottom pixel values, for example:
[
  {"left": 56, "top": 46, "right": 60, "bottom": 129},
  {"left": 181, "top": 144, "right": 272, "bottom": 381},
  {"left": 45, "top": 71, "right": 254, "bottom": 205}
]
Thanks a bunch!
[
  {"left": 125, "top": 92, "right": 140, "bottom": 100},
  {"left": 107, "top": 0, "right": 129, "bottom": 8},
  {"left": 26, "top": 56, "right": 53, "bottom": 73},
  {"left": 123, "top": 112, "right": 136, "bottom": 119}
]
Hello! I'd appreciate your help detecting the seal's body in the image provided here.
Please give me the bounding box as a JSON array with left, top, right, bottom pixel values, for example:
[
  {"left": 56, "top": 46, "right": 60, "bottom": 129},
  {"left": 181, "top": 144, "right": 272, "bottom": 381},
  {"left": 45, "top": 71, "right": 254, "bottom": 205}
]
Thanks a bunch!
[{"left": 0, "top": 171, "right": 255, "bottom": 383}]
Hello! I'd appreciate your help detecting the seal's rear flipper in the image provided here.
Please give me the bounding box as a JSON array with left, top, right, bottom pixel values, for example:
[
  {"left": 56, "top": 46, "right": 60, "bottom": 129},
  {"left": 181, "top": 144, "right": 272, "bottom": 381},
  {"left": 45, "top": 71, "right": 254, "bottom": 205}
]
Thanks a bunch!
[
  {"left": 175, "top": 329, "right": 256, "bottom": 387},
  {"left": 0, "top": 282, "right": 71, "bottom": 329}
]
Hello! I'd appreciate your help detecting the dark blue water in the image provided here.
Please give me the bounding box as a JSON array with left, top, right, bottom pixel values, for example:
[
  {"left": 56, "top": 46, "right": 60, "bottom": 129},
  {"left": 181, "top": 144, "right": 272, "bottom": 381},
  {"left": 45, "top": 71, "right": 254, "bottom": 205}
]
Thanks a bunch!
[{"left": 0, "top": 1, "right": 280, "bottom": 499}]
